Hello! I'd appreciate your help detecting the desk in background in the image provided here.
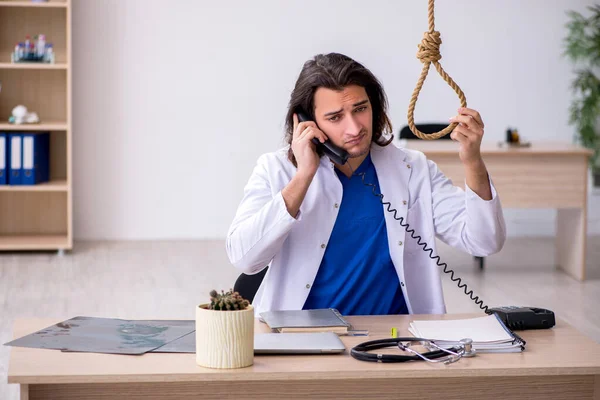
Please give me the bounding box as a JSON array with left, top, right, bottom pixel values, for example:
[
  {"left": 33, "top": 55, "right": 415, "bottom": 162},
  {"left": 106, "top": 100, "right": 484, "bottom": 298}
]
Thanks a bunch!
[
  {"left": 8, "top": 314, "right": 600, "bottom": 400},
  {"left": 403, "top": 141, "right": 594, "bottom": 281}
]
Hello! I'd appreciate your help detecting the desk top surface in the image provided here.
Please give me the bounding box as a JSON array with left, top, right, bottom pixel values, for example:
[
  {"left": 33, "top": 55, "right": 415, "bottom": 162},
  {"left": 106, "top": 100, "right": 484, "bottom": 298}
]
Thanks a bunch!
[
  {"left": 401, "top": 140, "right": 595, "bottom": 156},
  {"left": 7, "top": 313, "right": 600, "bottom": 385}
]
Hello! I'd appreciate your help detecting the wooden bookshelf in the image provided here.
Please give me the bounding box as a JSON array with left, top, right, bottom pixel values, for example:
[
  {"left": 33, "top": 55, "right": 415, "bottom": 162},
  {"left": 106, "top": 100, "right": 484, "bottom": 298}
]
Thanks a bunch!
[{"left": 0, "top": 0, "right": 71, "bottom": 252}]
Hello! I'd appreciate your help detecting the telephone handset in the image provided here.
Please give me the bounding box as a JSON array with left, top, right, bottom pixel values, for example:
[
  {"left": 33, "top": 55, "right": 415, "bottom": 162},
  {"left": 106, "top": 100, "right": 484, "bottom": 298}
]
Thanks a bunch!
[
  {"left": 292, "top": 108, "right": 554, "bottom": 330},
  {"left": 295, "top": 109, "right": 349, "bottom": 166}
]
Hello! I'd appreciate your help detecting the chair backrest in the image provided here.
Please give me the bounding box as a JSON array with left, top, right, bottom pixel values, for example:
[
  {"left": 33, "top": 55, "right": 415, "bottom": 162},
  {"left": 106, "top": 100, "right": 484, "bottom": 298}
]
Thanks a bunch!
[
  {"left": 399, "top": 124, "right": 453, "bottom": 140},
  {"left": 233, "top": 267, "right": 268, "bottom": 303}
]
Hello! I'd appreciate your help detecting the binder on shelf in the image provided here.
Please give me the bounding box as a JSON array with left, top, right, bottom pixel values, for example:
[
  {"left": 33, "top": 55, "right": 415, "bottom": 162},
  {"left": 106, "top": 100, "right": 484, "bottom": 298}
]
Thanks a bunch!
[
  {"left": 0, "top": 132, "right": 7, "bottom": 185},
  {"left": 8, "top": 133, "right": 22, "bottom": 185},
  {"left": 22, "top": 132, "right": 50, "bottom": 185}
]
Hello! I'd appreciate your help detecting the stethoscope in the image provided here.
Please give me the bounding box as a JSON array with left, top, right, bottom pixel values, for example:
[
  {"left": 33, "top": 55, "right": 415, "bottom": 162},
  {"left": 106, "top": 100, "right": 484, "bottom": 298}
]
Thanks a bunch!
[{"left": 351, "top": 337, "right": 476, "bottom": 364}]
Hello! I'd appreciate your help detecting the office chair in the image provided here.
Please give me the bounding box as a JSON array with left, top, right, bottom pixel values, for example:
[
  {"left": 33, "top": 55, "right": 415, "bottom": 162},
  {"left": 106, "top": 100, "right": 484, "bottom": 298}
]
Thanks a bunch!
[
  {"left": 399, "top": 123, "right": 485, "bottom": 270},
  {"left": 399, "top": 123, "right": 453, "bottom": 140},
  {"left": 233, "top": 267, "right": 268, "bottom": 303}
]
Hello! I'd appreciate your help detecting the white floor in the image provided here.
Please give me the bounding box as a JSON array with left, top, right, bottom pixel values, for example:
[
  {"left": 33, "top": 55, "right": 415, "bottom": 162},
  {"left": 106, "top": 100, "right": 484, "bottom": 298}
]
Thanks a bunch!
[{"left": 1, "top": 237, "right": 599, "bottom": 400}]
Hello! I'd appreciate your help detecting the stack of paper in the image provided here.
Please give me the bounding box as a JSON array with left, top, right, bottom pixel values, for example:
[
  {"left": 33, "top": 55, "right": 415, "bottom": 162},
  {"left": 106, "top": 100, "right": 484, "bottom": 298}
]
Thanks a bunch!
[{"left": 408, "top": 314, "right": 525, "bottom": 353}]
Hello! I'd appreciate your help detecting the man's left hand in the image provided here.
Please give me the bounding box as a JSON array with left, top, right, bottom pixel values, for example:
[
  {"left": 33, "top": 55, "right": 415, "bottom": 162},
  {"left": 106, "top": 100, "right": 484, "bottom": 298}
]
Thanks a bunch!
[
  {"left": 449, "top": 107, "right": 485, "bottom": 167},
  {"left": 450, "top": 107, "right": 492, "bottom": 200}
]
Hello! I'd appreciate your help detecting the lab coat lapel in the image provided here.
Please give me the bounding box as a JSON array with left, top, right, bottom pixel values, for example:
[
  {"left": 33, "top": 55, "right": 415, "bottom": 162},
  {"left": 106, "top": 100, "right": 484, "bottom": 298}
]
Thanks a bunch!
[
  {"left": 370, "top": 144, "right": 412, "bottom": 295},
  {"left": 370, "top": 144, "right": 411, "bottom": 215}
]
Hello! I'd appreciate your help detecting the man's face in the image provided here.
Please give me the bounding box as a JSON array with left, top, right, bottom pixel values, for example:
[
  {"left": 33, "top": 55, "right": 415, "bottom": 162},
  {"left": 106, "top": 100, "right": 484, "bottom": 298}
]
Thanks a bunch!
[{"left": 313, "top": 85, "right": 373, "bottom": 159}]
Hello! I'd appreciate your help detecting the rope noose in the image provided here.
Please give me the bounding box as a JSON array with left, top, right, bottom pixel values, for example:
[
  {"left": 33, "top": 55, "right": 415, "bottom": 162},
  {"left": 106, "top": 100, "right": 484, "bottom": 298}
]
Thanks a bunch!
[{"left": 407, "top": 0, "right": 467, "bottom": 140}]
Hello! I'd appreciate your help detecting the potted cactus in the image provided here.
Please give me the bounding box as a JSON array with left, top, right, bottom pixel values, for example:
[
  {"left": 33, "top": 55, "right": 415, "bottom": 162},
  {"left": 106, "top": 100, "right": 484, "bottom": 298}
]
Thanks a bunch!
[{"left": 195, "top": 289, "right": 254, "bottom": 369}]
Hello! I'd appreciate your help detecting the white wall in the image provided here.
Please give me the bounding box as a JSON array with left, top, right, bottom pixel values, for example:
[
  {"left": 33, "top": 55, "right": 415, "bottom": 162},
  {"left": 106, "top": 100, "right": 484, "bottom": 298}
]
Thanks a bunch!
[{"left": 72, "top": 0, "right": 600, "bottom": 240}]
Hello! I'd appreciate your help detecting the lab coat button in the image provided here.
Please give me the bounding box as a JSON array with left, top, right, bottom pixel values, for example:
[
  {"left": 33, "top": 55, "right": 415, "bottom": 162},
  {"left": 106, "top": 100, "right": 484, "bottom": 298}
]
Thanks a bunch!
[
  {"left": 401, "top": 282, "right": 405, "bottom": 287},
  {"left": 398, "top": 241, "right": 403, "bottom": 246},
  {"left": 306, "top": 284, "right": 311, "bottom": 289},
  {"left": 321, "top": 243, "right": 326, "bottom": 249},
  {"left": 403, "top": 200, "right": 407, "bottom": 205},
  {"left": 406, "top": 164, "right": 411, "bottom": 169},
  {"left": 334, "top": 203, "right": 339, "bottom": 208}
]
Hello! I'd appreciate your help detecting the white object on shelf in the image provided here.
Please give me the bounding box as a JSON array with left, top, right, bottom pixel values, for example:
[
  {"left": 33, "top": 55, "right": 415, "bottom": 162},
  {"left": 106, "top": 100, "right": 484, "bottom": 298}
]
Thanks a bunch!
[{"left": 10, "top": 105, "right": 39, "bottom": 125}]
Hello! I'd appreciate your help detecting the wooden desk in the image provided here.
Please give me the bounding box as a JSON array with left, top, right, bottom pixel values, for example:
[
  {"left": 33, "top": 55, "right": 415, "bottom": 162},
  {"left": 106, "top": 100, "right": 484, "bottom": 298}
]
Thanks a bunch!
[
  {"left": 8, "top": 314, "right": 600, "bottom": 399},
  {"left": 403, "top": 140, "right": 594, "bottom": 281}
]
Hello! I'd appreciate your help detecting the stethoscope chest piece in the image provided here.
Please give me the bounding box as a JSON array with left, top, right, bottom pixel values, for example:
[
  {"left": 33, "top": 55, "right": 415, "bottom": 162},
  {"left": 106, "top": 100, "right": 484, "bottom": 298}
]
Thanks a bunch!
[{"left": 460, "top": 338, "right": 476, "bottom": 357}]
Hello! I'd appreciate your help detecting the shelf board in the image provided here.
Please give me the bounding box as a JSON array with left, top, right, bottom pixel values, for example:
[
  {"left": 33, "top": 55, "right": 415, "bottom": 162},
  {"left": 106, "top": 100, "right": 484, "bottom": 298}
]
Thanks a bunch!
[
  {"left": 0, "top": 179, "right": 68, "bottom": 191},
  {"left": 0, "top": 62, "right": 68, "bottom": 70},
  {"left": 0, "top": 121, "right": 67, "bottom": 131},
  {"left": 0, "top": 234, "right": 69, "bottom": 251},
  {"left": 0, "top": 1, "right": 67, "bottom": 8}
]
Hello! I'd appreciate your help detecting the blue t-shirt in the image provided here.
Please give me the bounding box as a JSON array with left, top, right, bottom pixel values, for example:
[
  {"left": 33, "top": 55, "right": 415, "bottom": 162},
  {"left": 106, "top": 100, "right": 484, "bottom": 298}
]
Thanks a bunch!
[{"left": 302, "top": 153, "right": 408, "bottom": 315}]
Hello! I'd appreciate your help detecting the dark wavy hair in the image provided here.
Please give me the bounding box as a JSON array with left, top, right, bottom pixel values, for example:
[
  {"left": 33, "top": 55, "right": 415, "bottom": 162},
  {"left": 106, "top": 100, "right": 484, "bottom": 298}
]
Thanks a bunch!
[{"left": 284, "top": 53, "right": 393, "bottom": 166}]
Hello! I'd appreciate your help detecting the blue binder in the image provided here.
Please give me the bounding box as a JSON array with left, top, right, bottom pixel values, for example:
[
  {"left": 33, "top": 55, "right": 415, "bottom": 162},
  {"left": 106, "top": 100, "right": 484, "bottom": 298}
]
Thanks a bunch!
[
  {"left": 8, "top": 133, "right": 23, "bottom": 185},
  {"left": 22, "top": 132, "right": 50, "bottom": 185},
  {"left": 0, "top": 132, "right": 7, "bottom": 185}
]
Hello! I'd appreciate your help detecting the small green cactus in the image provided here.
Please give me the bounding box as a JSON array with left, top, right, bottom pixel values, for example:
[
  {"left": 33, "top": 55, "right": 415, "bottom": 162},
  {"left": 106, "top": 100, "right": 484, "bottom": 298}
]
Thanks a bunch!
[{"left": 208, "top": 289, "right": 250, "bottom": 311}]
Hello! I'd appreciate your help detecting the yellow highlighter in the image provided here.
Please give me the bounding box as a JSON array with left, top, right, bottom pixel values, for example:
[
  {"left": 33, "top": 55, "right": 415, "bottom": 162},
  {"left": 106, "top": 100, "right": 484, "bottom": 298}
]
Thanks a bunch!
[{"left": 391, "top": 327, "right": 398, "bottom": 338}]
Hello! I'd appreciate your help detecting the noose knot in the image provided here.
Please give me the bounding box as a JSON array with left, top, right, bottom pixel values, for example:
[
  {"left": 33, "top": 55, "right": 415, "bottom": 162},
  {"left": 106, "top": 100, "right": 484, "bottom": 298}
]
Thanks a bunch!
[{"left": 417, "top": 31, "right": 442, "bottom": 64}]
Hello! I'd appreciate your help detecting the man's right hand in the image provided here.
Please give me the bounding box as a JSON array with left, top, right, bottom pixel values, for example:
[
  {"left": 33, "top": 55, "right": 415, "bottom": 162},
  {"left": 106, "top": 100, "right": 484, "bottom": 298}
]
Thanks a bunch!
[
  {"left": 282, "top": 113, "right": 329, "bottom": 218},
  {"left": 292, "top": 113, "right": 328, "bottom": 179}
]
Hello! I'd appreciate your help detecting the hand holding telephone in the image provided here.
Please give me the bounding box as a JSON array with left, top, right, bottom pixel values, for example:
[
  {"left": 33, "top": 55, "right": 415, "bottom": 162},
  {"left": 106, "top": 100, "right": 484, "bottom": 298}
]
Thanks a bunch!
[{"left": 295, "top": 109, "right": 349, "bottom": 166}]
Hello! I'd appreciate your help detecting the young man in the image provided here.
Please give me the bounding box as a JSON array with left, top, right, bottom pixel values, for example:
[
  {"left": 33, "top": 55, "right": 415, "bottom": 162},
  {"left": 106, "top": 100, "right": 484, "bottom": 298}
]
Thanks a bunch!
[{"left": 226, "top": 53, "right": 506, "bottom": 316}]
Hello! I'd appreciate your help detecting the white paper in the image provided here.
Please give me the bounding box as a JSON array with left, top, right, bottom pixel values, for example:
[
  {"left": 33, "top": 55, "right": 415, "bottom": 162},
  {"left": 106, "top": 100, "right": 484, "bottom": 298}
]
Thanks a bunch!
[
  {"left": 408, "top": 315, "right": 524, "bottom": 353},
  {"left": 409, "top": 315, "right": 514, "bottom": 343}
]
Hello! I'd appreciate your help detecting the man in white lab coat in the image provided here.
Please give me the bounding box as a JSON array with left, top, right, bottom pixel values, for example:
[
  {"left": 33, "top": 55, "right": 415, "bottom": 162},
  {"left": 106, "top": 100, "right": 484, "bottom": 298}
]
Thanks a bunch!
[{"left": 226, "top": 53, "right": 506, "bottom": 316}]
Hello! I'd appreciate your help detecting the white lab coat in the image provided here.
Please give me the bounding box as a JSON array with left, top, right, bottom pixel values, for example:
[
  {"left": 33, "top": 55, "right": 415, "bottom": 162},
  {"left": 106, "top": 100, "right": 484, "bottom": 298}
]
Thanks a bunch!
[{"left": 226, "top": 142, "right": 506, "bottom": 316}]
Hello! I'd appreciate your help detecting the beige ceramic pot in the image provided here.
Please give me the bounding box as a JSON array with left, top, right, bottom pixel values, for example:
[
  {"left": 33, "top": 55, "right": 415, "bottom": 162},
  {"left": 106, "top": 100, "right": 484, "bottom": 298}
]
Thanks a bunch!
[{"left": 195, "top": 304, "right": 254, "bottom": 369}]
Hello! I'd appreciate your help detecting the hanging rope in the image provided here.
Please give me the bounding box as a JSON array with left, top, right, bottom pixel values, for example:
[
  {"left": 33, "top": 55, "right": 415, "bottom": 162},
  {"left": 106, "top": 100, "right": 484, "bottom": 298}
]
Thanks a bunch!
[{"left": 407, "top": 0, "right": 467, "bottom": 140}]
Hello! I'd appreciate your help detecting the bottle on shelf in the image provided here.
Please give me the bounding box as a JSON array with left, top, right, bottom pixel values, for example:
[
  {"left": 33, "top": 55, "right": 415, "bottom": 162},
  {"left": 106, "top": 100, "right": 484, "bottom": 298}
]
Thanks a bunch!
[
  {"left": 36, "top": 34, "right": 46, "bottom": 58},
  {"left": 24, "top": 35, "right": 31, "bottom": 57},
  {"left": 10, "top": 34, "right": 54, "bottom": 64},
  {"left": 45, "top": 44, "right": 54, "bottom": 63},
  {"left": 13, "top": 43, "right": 20, "bottom": 62}
]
